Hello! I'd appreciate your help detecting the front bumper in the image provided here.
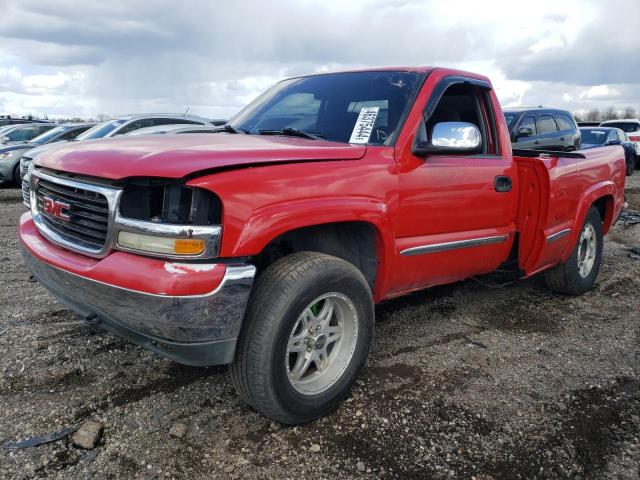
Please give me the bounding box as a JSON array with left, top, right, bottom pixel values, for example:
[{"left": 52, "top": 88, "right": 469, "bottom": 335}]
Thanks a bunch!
[{"left": 20, "top": 214, "right": 256, "bottom": 366}]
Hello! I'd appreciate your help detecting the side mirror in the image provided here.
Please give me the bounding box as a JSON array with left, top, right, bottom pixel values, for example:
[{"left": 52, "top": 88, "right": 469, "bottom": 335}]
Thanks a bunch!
[
  {"left": 607, "top": 139, "right": 621, "bottom": 146},
  {"left": 517, "top": 127, "right": 533, "bottom": 138},
  {"left": 413, "top": 120, "right": 482, "bottom": 157}
]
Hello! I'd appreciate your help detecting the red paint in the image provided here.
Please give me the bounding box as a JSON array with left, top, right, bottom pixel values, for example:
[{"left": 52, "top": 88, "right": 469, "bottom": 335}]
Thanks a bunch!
[{"left": 24, "top": 67, "right": 626, "bottom": 303}]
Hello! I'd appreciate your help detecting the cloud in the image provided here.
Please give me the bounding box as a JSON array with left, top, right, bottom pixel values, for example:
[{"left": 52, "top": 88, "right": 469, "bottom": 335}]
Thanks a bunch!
[{"left": 0, "top": 0, "right": 638, "bottom": 119}]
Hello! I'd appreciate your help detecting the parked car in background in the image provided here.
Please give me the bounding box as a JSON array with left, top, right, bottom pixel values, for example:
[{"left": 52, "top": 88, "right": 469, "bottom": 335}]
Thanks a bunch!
[
  {"left": 0, "top": 116, "right": 50, "bottom": 127},
  {"left": 577, "top": 121, "right": 600, "bottom": 127},
  {"left": 0, "top": 123, "right": 95, "bottom": 186},
  {"left": 504, "top": 108, "right": 581, "bottom": 151},
  {"left": 580, "top": 127, "right": 637, "bottom": 176},
  {"left": 72, "top": 113, "right": 211, "bottom": 140},
  {"left": 599, "top": 119, "right": 640, "bottom": 157},
  {"left": 0, "top": 123, "right": 56, "bottom": 145},
  {"left": 19, "top": 115, "right": 211, "bottom": 194},
  {"left": 125, "top": 124, "right": 220, "bottom": 136}
]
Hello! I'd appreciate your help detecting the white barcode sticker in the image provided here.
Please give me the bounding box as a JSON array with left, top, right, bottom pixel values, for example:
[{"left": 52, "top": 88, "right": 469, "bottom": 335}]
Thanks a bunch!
[{"left": 349, "top": 107, "right": 379, "bottom": 144}]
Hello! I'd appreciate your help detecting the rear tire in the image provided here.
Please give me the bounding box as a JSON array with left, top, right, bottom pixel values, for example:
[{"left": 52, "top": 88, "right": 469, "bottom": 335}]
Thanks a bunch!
[
  {"left": 230, "top": 252, "right": 374, "bottom": 424},
  {"left": 544, "top": 207, "right": 603, "bottom": 295}
]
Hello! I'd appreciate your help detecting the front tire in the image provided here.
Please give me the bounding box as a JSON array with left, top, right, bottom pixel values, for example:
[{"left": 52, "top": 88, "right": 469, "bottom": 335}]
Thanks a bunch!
[
  {"left": 544, "top": 206, "right": 603, "bottom": 295},
  {"left": 230, "top": 252, "right": 374, "bottom": 424}
]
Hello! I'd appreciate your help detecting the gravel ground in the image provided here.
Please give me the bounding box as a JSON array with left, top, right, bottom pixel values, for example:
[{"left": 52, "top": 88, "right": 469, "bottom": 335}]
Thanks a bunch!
[{"left": 1, "top": 174, "right": 639, "bottom": 480}]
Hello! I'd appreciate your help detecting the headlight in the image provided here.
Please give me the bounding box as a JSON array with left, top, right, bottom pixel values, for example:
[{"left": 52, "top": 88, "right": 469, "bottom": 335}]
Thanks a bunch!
[
  {"left": 116, "top": 180, "right": 222, "bottom": 258},
  {"left": 117, "top": 231, "right": 206, "bottom": 255},
  {"left": 119, "top": 180, "right": 221, "bottom": 225}
]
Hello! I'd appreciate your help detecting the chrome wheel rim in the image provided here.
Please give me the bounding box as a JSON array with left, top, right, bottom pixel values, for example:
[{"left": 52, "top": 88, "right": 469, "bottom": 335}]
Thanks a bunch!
[
  {"left": 577, "top": 223, "right": 597, "bottom": 278},
  {"left": 285, "top": 292, "right": 358, "bottom": 395}
]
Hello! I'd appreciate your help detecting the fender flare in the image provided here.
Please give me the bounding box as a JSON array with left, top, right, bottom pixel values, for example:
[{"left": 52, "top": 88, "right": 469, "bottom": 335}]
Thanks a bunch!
[
  {"left": 562, "top": 180, "right": 615, "bottom": 262},
  {"left": 226, "top": 196, "right": 396, "bottom": 300}
]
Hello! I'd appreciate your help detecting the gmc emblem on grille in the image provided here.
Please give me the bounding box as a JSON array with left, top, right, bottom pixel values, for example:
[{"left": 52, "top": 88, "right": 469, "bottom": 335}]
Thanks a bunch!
[{"left": 42, "top": 196, "right": 70, "bottom": 221}]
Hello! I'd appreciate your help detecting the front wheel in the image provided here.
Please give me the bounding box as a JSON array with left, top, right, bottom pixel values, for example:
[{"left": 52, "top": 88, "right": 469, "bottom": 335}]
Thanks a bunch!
[
  {"left": 230, "top": 252, "right": 374, "bottom": 424},
  {"left": 544, "top": 206, "right": 603, "bottom": 295}
]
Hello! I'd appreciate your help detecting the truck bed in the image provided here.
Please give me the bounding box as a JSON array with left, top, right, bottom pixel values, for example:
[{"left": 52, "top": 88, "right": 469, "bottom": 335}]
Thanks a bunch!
[{"left": 514, "top": 146, "right": 626, "bottom": 276}]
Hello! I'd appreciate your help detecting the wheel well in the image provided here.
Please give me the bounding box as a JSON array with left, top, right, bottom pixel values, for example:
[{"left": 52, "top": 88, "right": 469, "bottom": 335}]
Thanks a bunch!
[
  {"left": 252, "top": 222, "right": 379, "bottom": 290},
  {"left": 592, "top": 195, "right": 614, "bottom": 232}
]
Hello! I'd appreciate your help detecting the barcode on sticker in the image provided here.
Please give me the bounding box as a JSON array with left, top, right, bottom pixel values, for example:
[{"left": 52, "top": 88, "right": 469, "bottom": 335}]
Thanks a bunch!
[{"left": 349, "top": 107, "right": 379, "bottom": 144}]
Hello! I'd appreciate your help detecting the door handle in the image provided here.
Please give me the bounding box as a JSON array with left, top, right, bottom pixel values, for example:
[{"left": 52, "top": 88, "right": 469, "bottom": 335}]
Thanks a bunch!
[
  {"left": 534, "top": 140, "right": 540, "bottom": 145},
  {"left": 494, "top": 175, "right": 512, "bottom": 192},
  {"left": 559, "top": 136, "right": 566, "bottom": 141}
]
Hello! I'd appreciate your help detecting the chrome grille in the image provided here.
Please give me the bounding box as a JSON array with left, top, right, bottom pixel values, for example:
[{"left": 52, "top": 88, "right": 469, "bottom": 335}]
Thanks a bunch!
[{"left": 35, "top": 176, "right": 110, "bottom": 250}]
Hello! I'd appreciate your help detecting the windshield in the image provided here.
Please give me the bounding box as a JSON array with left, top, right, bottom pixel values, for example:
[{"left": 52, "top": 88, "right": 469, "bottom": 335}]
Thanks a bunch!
[
  {"left": 76, "top": 119, "right": 126, "bottom": 140},
  {"left": 600, "top": 122, "right": 640, "bottom": 133},
  {"left": 229, "top": 71, "right": 423, "bottom": 145},
  {"left": 580, "top": 129, "right": 608, "bottom": 145},
  {"left": 31, "top": 126, "right": 66, "bottom": 145}
]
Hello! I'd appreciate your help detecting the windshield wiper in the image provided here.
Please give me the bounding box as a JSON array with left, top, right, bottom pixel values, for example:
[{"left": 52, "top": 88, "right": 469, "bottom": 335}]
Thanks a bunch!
[
  {"left": 258, "top": 127, "right": 325, "bottom": 140},
  {"left": 212, "top": 124, "right": 247, "bottom": 134}
]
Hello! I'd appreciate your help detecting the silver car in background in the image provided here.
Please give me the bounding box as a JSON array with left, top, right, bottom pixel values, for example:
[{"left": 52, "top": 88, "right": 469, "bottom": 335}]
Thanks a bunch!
[
  {"left": 125, "top": 124, "right": 221, "bottom": 136},
  {"left": 20, "top": 114, "right": 213, "bottom": 203},
  {"left": 0, "top": 123, "right": 94, "bottom": 185}
]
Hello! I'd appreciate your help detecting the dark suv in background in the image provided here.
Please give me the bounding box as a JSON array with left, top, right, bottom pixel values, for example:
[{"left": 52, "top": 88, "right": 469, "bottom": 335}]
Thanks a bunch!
[{"left": 504, "top": 108, "right": 581, "bottom": 151}]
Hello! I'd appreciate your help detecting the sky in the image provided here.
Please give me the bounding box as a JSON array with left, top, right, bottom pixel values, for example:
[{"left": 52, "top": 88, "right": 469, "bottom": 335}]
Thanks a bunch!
[{"left": 0, "top": 0, "right": 638, "bottom": 120}]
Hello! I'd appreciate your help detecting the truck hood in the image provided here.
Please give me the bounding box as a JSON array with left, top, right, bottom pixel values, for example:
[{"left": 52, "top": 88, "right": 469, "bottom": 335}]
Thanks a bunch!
[{"left": 35, "top": 133, "right": 367, "bottom": 180}]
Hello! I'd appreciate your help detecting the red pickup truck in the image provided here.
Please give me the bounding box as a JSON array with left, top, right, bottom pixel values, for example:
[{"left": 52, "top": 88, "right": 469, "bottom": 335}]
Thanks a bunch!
[{"left": 19, "top": 67, "right": 626, "bottom": 424}]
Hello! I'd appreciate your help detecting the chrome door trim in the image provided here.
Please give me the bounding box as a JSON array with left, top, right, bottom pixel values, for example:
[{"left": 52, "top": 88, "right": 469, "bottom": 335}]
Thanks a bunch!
[
  {"left": 546, "top": 228, "right": 572, "bottom": 244},
  {"left": 400, "top": 234, "right": 509, "bottom": 256}
]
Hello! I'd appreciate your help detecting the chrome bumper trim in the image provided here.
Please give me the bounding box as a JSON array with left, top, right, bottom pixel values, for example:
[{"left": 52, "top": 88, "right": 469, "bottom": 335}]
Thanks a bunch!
[
  {"left": 114, "top": 215, "right": 221, "bottom": 259},
  {"left": 546, "top": 228, "right": 572, "bottom": 244},
  {"left": 21, "top": 246, "right": 256, "bottom": 362},
  {"left": 400, "top": 235, "right": 508, "bottom": 256}
]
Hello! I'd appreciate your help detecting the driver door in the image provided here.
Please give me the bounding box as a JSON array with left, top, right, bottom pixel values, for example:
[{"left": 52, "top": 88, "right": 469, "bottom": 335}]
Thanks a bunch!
[{"left": 390, "top": 78, "right": 517, "bottom": 296}]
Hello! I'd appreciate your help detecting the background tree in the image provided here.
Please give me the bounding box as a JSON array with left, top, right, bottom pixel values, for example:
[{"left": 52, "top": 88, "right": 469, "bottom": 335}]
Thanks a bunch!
[
  {"left": 602, "top": 107, "right": 618, "bottom": 121},
  {"left": 585, "top": 109, "right": 601, "bottom": 122}
]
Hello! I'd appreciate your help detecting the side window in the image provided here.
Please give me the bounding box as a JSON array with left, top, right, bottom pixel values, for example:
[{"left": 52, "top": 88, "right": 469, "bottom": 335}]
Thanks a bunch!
[
  {"left": 152, "top": 118, "right": 198, "bottom": 127},
  {"left": 555, "top": 114, "right": 575, "bottom": 131},
  {"left": 608, "top": 131, "right": 618, "bottom": 143},
  {"left": 618, "top": 130, "right": 626, "bottom": 142},
  {"left": 537, "top": 115, "right": 558, "bottom": 134},
  {"left": 60, "top": 128, "right": 86, "bottom": 140},
  {"left": 425, "top": 82, "right": 489, "bottom": 155},
  {"left": 10, "top": 127, "right": 36, "bottom": 141},
  {"left": 116, "top": 119, "right": 154, "bottom": 135},
  {"left": 520, "top": 116, "right": 537, "bottom": 135}
]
